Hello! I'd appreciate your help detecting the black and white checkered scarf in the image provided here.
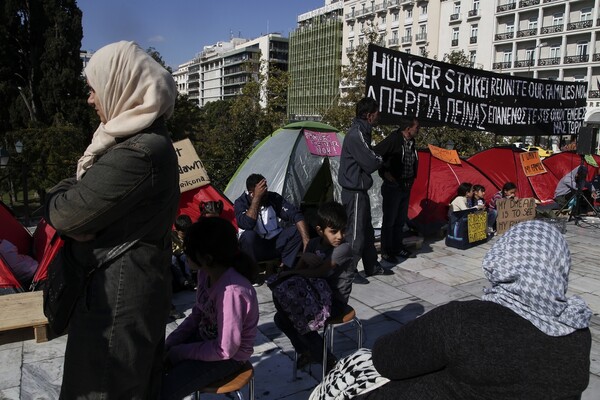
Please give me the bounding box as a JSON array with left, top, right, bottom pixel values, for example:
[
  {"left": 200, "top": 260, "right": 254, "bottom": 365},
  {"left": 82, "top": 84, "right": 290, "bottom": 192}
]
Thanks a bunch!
[{"left": 482, "top": 220, "right": 591, "bottom": 337}]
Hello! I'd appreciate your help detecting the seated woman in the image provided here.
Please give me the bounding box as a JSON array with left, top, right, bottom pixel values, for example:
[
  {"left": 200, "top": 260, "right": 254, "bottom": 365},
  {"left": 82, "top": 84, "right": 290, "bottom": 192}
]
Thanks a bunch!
[
  {"left": 161, "top": 217, "right": 259, "bottom": 400},
  {"left": 449, "top": 182, "right": 484, "bottom": 212},
  {"left": 314, "top": 220, "right": 591, "bottom": 400}
]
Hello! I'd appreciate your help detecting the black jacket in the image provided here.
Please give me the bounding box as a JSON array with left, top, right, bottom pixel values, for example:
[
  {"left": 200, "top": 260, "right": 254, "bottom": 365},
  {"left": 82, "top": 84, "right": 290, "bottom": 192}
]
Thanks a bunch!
[
  {"left": 338, "top": 118, "right": 382, "bottom": 191},
  {"left": 373, "top": 130, "right": 419, "bottom": 182}
]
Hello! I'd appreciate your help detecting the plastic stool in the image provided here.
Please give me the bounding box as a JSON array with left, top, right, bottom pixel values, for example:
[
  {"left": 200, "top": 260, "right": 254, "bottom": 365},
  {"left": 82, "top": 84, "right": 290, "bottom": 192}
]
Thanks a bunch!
[{"left": 193, "top": 361, "right": 254, "bottom": 400}]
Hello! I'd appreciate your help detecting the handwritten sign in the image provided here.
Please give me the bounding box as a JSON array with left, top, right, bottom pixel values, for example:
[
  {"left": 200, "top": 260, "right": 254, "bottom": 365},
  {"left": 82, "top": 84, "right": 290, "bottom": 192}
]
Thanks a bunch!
[
  {"left": 520, "top": 151, "right": 547, "bottom": 177},
  {"left": 304, "top": 130, "right": 342, "bottom": 157},
  {"left": 366, "top": 44, "right": 587, "bottom": 136},
  {"left": 428, "top": 144, "right": 461, "bottom": 165},
  {"left": 467, "top": 211, "right": 488, "bottom": 243},
  {"left": 173, "top": 138, "right": 210, "bottom": 192},
  {"left": 496, "top": 197, "right": 536, "bottom": 235}
]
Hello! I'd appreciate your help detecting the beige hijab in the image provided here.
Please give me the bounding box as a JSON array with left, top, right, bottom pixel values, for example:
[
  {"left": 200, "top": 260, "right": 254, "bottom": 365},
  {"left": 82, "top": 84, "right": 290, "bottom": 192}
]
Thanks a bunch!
[{"left": 77, "top": 41, "right": 177, "bottom": 180}]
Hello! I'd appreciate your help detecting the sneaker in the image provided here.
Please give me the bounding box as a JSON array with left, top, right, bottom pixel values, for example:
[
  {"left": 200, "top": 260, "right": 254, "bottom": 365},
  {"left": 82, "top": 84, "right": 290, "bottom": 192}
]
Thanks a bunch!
[
  {"left": 381, "top": 254, "right": 399, "bottom": 264},
  {"left": 396, "top": 248, "right": 416, "bottom": 259},
  {"left": 353, "top": 273, "right": 370, "bottom": 284},
  {"left": 366, "top": 265, "right": 394, "bottom": 277}
]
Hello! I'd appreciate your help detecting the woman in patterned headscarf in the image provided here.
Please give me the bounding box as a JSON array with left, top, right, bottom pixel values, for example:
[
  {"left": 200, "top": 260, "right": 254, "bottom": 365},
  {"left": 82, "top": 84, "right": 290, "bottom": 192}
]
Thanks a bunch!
[
  {"left": 312, "top": 220, "right": 591, "bottom": 400},
  {"left": 45, "top": 41, "right": 180, "bottom": 399}
]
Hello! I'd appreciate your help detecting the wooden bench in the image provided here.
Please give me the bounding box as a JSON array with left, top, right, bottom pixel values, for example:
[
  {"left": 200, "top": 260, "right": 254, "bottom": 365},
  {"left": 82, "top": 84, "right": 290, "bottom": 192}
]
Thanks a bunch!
[{"left": 0, "top": 291, "right": 49, "bottom": 343}]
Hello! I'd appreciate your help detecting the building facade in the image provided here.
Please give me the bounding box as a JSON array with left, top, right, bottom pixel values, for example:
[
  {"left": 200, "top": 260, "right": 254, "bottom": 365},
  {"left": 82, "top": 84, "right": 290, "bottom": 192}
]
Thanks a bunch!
[{"left": 288, "top": 0, "right": 344, "bottom": 121}]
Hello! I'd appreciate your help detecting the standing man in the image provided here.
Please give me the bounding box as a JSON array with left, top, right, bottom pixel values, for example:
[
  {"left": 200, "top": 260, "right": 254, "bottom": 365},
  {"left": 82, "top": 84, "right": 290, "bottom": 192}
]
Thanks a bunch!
[
  {"left": 338, "top": 97, "right": 392, "bottom": 283},
  {"left": 234, "top": 173, "right": 310, "bottom": 271},
  {"left": 374, "top": 117, "right": 419, "bottom": 263}
]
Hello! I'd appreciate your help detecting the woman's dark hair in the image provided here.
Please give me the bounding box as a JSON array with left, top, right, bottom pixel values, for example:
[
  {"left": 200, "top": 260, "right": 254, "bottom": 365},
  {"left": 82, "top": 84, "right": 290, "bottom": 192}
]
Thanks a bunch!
[
  {"left": 316, "top": 201, "right": 347, "bottom": 231},
  {"left": 457, "top": 182, "right": 473, "bottom": 197},
  {"left": 183, "top": 217, "right": 257, "bottom": 283},
  {"left": 356, "top": 97, "right": 378, "bottom": 119},
  {"left": 473, "top": 184, "right": 485, "bottom": 193},
  {"left": 502, "top": 182, "right": 517, "bottom": 193}
]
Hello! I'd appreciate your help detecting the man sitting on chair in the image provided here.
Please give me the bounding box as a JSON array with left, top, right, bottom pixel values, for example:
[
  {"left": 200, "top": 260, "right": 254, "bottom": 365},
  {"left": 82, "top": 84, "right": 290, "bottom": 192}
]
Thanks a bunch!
[
  {"left": 234, "top": 173, "right": 310, "bottom": 270},
  {"left": 554, "top": 165, "right": 596, "bottom": 214}
]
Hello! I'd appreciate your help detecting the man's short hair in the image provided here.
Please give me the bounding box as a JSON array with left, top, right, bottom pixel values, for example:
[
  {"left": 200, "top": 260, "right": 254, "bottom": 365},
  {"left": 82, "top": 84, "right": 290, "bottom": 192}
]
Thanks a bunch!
[
  {"left": 356, "top": 97, "right": 379, "bottom": 119},
  {"left": 397, "top": 117, "right": 418, "bottom": 133},
  {"left": 175, "top": 214, "right": 193, "bottom": 232},
  {"left": 316, "top": 201, "right": 347, "bottom": 231},
  {"left": 246, "top": 174, "right": 265, "bottom": 191}
]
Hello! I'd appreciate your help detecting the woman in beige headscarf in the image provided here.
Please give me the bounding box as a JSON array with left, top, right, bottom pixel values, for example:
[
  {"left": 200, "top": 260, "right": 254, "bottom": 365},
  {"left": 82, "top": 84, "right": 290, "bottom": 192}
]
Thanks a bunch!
[{"left": 45, "top": 41, "right": 180, "bottom": 399}]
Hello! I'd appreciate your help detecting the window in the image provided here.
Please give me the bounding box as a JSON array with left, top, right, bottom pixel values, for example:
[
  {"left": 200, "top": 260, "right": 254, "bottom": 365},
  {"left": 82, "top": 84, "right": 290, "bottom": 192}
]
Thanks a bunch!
[
  {"left": 349, "top": 39, "right": 354, "bottom": 49},
  {"left": 549, "top": 46, "right": 561, "bottom": 58},
  {"left": 526, "top": 48, "right": 535, "bottom": 62},
  {"left": 420, "top": 47, "right": 426, "bottom": 56},
  {"left": 406, "top": 48, "right": 411, "bottom": 54},
  {"left": 471, "top": 24, "right": 478, "bottom": 37},
  {"left": 360, "top": 21, "right": 365, "bottom": 31},
  {"left": 393, "top": 12, "right": 399, "bottom": 21},
  {"left": 454, "top": 2, "right": 461, "bottom": 14},
  {"left": 473, "top": 0, "right": 480, "bottom": 10},
  {"left": 392, "top": 30, "right": 398, "bottom": 39},
  {"left": 576, "top": 42, "right": 588, "bottom": 56},
  {"left": 452, "top": 28, "right": 459, "bottom": 40},
  {"left": 407, "top": 8, "right": 413, "bottom": 18},
  {"left": 421, "top": 4, "right": 428, "bottom": 15},
  {"left": 552, "top": 14, "right": 563, "bottom": 26},
  {"left": 381, "top": 15, "right": 386, "bottom": 24},
  {"left": 581, "top": 8, "right": 592, "bottom": 21},
  {"left": 506, "top": 23, "right": 514, "bottom": 33},
  {"left": 503, "top": 52, "right": 512, "bottom": 63},
  {"left": 528, "top": 17, "right": 537, "bottom": 29},
  {"left": 420, "top": 24, "right": 427, "bottom": 34},
  {"left": 406, "top": 27, "right": 412, "bottom": 36},
  {"left": 359, "top": 37, "right": 364, "bottom": 45},
  {"left": 470, "top": 51, "right": 477, "bottom": 65}
]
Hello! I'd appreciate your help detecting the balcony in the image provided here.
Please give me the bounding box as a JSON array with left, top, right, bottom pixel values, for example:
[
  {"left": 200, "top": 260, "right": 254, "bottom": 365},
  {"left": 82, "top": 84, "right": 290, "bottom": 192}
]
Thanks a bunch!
[
  {"left": 519, "top": 0, "right": 540, "bottom": 7},
  {"left": 402, "top": 35, "right": 412, "bottom": 44},
  {"left": 470, "top": 36, "right": 478, "bottom": 44},
  {"left": 540, "top": 24, "right": 563, "bottom": 34},
  {"left": 388, "top": 0, "right": 400, "bottom": 9},
  {"left": 401, "top": 0, "right": 414, "bottom": 4},
  {"left": 517, "top": 28, "right": 537, "bottom": 37},
  {"left": 493, "top": 61, "right": 512, "bottom": 69},
  {"left": 567, "top": 20, "right": 593, "bottom": 31},
  {"left": 538, "top": 57, "right": 561, "bottom": 66},
  {"left": 598, "top": 18, "right": 600, "bottom": 27},
  {"left": 451, "top": 39, "right": 458, "bottom": 46},
  {"left": 375, "top": 3, "right": 388, "bottom": 13},
  {"left": 542, "top": 0, "right": 559, "bottom": 3},
  {"left": 416, "top": 32, "right": 428, "bottom": 42},
  {"left": 346, "top": 11, "right": 356, "bottom": 20},
  {"left": 495, "top": 32, "right": 515, "bottom": 40},
  {"left": 564, "top": 54, "right": 589, "bottom": 64},
  {"left": 497, "top": 3, "right": 516, "bottom": 12},
  {"left": 346, "top": 46, "right": 355, "bottom": 54},
  {"left": 594, "top": 53, "right": 600, "bottom": 62},
  {"left": 388, "top": 38, "right": 400, "bottom": 46},
  {"left": 515, "top": 59, "right": 535, "bottom": 68},
  {"left": 468, "top": 9, "right": 480, "bottom": 18},
  {"left": 589, "top": 90, "right": 600, "bottom": 99},
  {"left": 450, "top": 13, "right": 461, "bottom": 23}
]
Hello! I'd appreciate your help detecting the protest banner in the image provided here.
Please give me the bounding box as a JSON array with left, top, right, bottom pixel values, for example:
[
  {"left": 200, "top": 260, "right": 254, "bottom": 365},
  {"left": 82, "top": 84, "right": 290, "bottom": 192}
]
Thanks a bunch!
[
  {"left": 496, "top": 197, "right": 536, "bottom": 235},
  {"left": 366, "top": 44, "right": 587, "bottom": 136},
  {"left": 428, "top": 144, "right": 461, "bottom": 165},
  {"left": 467, "top": 211, "right": 487, "bottom": 243},
  {"left": 520, "top": 151, "right": 547, "bottom": 177},
  {"left": 304, "top": 130, "right": 342, "bottom": 156},
  {"left": 173, "top": 139, "right": 210, "bottom": 192}
]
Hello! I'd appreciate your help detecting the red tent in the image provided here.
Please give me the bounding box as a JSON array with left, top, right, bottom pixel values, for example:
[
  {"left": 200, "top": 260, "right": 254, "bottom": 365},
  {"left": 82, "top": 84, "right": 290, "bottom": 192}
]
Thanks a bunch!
[
  {"left": 468, "top": 146, "right": 557, "bottom": 204},
  {"left": 177, "top": 184, "right": 237, "bottom": 228},
  {"left": 543, "top": 151, "right": 600, "bottom": 181},
  {"left": 409, "top": 150, "right": 499, "bottom": 230}
]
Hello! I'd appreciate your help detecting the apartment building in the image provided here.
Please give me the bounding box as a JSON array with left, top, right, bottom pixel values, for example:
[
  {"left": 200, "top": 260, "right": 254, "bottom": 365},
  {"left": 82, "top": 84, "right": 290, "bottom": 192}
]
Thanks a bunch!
[
  {"left": 173, "top": 34, "right": 289, "bottom": 108},
  {"left": 288, "top": 0, "right": 344, "bottom": 121}
]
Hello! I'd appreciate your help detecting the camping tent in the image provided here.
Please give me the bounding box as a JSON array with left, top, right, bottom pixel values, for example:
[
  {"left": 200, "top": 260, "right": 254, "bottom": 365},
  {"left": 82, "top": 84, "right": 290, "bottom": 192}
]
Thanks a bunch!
[
  {"left": 468, "top": 146, "right": 557, "bottom": 204},
  {"left": 409, "top": 150, "right": 499, "bottom": 232},
  {"left": 178, "top": 184, "right": 237, "bottom": 228},
  {"left": 543, "top": 151, "right": 600, "bottom": 182},
  {"left": 224, "top": 121, "right": 384, "bottom": 227}
]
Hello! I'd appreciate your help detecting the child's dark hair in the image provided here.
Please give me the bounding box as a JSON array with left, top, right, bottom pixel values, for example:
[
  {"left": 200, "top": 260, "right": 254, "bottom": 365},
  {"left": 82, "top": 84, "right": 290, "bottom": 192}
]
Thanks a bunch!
[
  {"left": 473, "top": 184, "right": 485, "bottom": 193},
  {"left": 457, "top": 182, "right": 473, "bottom": 197},
  {"left": 183, "top": 217, "right": 257, "bottom": 283},
  {"left": 174, "top": 214, "right": 193, "bottom": 232},
  {"left": 316, "top": 201, "right": 347, "bottom": 231},
  {"left": 502, "top": 182, "right": 517, "bottom": 193},
  {"left": 246, "top": 174, "right": 265, "bottom": 191}
]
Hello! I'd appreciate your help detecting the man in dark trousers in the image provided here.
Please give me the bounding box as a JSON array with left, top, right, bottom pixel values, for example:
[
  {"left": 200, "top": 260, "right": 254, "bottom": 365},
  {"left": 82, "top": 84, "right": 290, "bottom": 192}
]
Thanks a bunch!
[
  {"left": 234, "top": 173, "right": 310, "bottom": 271},
  {"left": 374, "top": 117, "right": 419, "bottom": 263},
  {"left": 338, "top": 97, "right": 392, "bottom": 283}
]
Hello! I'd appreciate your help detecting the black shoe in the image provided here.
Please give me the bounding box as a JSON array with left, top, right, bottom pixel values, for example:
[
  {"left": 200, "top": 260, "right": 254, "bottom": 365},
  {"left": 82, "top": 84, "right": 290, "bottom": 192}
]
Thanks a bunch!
[
  {"left": 366, "top": 265, "right": 394, "bottom": 277},
  {"left": 296, "top": 352, "right": 314, "bottom": 369},
  {"left": 381, "top": 254, "right": 399, "bottom": 264},
  {"left": 396, "top": 248, "right": 416, "bottom": 259},
  {"left": 353, "top": 273, "right": 370, "bottom": 284}
]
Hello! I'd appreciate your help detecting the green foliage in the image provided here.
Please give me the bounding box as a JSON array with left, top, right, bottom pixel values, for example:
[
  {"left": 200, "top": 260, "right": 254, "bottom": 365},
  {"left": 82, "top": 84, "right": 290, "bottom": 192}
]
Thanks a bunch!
[
  {"left": 146, "top": 46, "right": 173, "bottom": 73},
  {"left": 167, "top": 94, "right": 203, "bottom": 142}
]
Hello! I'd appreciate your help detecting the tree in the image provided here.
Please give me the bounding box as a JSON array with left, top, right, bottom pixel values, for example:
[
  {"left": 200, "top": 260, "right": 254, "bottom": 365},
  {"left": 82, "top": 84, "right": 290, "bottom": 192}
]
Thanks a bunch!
[
  {"left": 167, "top": 94, "right": 203, "bottom": 142},
  {"left": 146, "top": 46, "right": 173, "bottom": 73}
]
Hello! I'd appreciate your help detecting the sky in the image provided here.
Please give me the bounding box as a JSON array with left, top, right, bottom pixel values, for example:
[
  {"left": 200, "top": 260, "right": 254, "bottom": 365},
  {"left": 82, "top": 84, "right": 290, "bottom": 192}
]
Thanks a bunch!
[{"left": 77, "top": 0, "right": 325, "bottom": 70}]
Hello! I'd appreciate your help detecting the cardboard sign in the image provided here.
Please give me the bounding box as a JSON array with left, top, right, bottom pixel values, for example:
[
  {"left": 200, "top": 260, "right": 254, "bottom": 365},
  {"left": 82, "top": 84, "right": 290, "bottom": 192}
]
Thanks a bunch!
[
  {"left": 303, "top": 130, "right": 342, "bottom": 157},
  {"left": 520, "top": 151, "right": 547, "bottom": 176},
  {"left": 467, "top": 211, "right": 488, "bottom": 243},
  {"left": 428, "top": 144, "right": 461, "bottom": 165},
  {"left": 173, "top": 139, "right": 210, "bottom": 192},
  {"left": 496, "top": 197, "right": 536, "bottom": 235}
]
